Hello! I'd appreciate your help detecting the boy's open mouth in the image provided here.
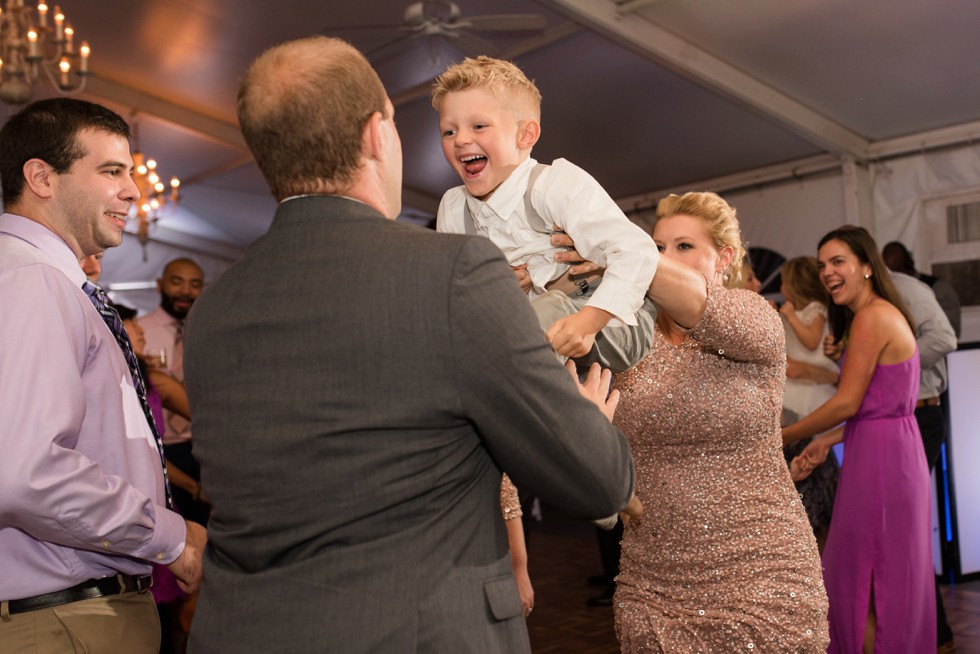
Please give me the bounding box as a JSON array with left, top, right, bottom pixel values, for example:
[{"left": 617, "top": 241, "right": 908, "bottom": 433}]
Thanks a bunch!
[{"left": 460, "top": 154, "right": 487, "bottom": 175}]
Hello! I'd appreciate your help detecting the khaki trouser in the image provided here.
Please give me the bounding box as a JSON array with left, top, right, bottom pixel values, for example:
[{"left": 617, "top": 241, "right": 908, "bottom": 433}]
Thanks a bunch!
[
  {"left": 531, "top": 286, "right": 658, "bottom": 373},
  {"left": 0, "top": 590, "right": 159, "bottom": 654}
]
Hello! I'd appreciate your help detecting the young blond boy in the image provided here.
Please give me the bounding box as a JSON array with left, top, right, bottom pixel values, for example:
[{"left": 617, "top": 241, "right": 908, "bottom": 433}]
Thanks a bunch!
[{"left": 432, "top": 56, "right": 658, "bottom": 372}]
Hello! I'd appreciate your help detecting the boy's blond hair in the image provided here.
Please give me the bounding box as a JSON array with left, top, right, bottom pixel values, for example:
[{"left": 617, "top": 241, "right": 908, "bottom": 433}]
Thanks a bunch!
[{"left": 431, "top": 56, "right": 542, "bottom": 122}]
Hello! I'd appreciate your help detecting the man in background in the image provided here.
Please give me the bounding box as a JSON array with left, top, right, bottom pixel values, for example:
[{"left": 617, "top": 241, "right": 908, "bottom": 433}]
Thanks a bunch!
[
  {"left": 142, "top": 256, "right": 205, "bottom": 399},
  {"left": 80, "top": 251, "right": 104, "bottom": 281},
  {"left": 143, "top": 256, "right": 209, "bottom": 525},
  {"left": 883, "top": 241, "right": 961, "bottom": 338}
]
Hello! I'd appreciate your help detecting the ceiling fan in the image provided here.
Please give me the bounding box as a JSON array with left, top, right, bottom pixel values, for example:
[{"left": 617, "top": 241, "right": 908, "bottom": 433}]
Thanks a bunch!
[{"left": 326, "top": 1, "right": 548, "bottom": 64}]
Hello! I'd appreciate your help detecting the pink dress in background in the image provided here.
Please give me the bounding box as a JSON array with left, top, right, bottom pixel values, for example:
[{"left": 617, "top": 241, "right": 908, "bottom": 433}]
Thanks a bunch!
[
  {"left": 823, "top": 350, "right": 934, "bottom": 653},
  {"left": 146, "top": 383, "right": 187, "bottom": 606},
  {"left": 613, "top": 283, "right": 828, "bottom": 652}
]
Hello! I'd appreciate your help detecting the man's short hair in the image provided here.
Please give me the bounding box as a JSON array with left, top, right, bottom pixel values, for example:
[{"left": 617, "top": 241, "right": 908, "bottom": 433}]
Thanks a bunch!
[
  {"left": 431, "top": 56, "right": 542, "bottom": 122},
  {"left": 881, "top": 241, "right": 915, "bottom": 273},
  {"left": 161, "top": 257, "right": 204, "bottom": 277},
  {"left": 237, "top": 36, "right": 388, "bottom": 200},
  {"left": 0, "top": 98, "right": 130, "bottom": 207}
]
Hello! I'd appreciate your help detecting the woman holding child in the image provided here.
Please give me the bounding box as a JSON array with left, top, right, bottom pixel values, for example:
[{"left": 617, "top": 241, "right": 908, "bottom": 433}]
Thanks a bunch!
[{"left": 560, "top": 192, "right": 829, "bottom": 652}]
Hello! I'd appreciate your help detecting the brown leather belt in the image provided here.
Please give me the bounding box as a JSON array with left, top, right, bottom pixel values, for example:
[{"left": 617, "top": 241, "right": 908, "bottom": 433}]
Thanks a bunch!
[
  {"left": 5, "top": 574, "right": 153, "bottom": 615},
  {"left": 916, "top": 397, "right": 940, "bottom": 409},
  {"left": 545, "top": 270, "right": 602, "bottom": 296}
]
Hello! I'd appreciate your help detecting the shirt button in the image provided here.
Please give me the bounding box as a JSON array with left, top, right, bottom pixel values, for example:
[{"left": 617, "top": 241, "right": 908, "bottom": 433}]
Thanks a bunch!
[
  {"left": 155, "top": 552, "right": 165, "bottom": 560},
  {"left": 101, "top": 540, "right": 110, "bottom": 548}
]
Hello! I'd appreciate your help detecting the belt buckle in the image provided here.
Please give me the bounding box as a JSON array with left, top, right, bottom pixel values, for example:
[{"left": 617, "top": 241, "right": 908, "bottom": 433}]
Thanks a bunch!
[{"left": 135, "top": 575, "right": 154, "bottom": 593}]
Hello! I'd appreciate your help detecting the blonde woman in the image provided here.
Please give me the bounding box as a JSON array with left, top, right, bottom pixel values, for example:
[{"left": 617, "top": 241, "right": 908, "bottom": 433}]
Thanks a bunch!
[{"left": 556, "top": 192, "right": 828, "bottom": 652}]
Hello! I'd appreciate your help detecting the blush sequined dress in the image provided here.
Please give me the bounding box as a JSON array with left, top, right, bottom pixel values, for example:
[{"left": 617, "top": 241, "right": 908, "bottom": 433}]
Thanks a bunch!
[{"left": 613, "top": 282, "right": 829, "bottom": 653}]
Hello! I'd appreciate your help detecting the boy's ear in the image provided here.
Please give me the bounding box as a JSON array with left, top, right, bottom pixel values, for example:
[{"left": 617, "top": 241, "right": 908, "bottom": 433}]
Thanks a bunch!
[{"left": 516, "top": 119, "right": 541, "bottom": 151}]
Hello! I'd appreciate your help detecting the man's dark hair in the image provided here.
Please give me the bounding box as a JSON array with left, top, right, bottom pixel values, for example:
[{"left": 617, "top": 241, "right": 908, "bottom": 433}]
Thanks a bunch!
[
  {"left": 111, "top": 302, "right": 138, "bottom": 322},
  {"left": 0, "top": 98, "right": 131, "bottom": 207},
  {"left": 881, "top": 241, "right": 916, "bottom": 274}
]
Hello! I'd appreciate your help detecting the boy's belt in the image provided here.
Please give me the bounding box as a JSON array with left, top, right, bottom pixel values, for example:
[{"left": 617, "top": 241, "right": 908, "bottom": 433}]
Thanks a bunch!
[{"left": 546, "top": 270, "right": 602, "bottom": 295}]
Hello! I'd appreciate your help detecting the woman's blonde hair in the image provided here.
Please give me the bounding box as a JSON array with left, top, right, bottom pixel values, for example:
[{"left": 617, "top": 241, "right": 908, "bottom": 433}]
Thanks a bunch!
[{"left": 655, "top": 191, "right": 746, "bottom": 289}]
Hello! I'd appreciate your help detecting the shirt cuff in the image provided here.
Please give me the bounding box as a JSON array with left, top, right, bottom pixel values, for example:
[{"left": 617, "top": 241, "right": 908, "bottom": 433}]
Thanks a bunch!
[{"left": 140, "top": 506, "right": 188, "bottom": 565}]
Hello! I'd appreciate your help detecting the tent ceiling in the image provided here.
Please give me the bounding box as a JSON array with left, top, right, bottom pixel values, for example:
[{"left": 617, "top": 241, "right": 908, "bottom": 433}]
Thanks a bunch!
[{"left": 4, "top": 0, "right": 979, "bottom": 256}]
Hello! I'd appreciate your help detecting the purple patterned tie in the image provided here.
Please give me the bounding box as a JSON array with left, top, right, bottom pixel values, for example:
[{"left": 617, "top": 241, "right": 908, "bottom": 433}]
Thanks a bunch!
[{"left": 83, "top": 281, "right": 174, "bottom": 509}]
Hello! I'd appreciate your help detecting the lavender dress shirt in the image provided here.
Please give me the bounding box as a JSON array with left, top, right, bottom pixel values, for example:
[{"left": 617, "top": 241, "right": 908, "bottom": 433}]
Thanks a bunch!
[{"left": 0, "top": 213, "right": 186, "bottom": 601}]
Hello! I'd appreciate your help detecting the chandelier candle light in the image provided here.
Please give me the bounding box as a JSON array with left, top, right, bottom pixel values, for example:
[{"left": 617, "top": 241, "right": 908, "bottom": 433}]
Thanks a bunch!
[
  {"left": 0, "top": 0, "right": 89, "bottom": 105},
  {"left": 133, "top": 150, "right": 180, "bottom": 246}
]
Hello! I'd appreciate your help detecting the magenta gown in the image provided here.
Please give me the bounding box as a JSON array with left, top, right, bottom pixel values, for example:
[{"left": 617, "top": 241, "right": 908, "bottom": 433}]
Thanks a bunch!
[{"left": 823, "top": 350, "right": 935, "bottom": 653}]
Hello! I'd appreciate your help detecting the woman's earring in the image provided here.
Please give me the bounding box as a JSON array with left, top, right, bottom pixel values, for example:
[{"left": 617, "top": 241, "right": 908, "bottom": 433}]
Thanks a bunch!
[{"left": 864, "top": 273, "right": 871, "bottom": 279}]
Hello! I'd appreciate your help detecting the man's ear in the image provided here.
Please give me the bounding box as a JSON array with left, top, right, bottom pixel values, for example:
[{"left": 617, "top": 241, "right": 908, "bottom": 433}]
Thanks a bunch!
[
  {"left": 22, "top": 159, "right": 55, "bottom": 199},
  {"left": 517, "top": 119, "right": 541, "bottom": 151},
  {"left": 361, "top": 110, "right": 385, "bottom": 162}
]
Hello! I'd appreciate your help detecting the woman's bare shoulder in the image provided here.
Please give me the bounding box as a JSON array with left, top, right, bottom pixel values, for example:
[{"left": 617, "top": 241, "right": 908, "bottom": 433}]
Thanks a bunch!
[{"left": 854, "top": 297, "right": 915, "bottom": 362}]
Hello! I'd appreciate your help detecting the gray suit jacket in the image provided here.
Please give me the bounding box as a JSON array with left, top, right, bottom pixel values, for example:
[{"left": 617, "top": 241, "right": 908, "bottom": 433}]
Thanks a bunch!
[{"left": 184, "top": 196, "right": 635, "bottom": 653}]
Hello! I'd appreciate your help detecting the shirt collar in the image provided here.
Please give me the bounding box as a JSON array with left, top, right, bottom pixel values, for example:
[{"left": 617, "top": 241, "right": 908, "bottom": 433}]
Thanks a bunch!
[
  {"left": 463, "top": 156, "right": 537, "bottom": 222},
  {"left": 0, "top": 212, "right": 86, "bottom": 288}
]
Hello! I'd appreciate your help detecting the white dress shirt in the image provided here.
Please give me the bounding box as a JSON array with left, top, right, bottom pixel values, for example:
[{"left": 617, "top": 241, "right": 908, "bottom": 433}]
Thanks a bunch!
[{"left": 437, "top": 157, "right": 658, "bottom": 325}]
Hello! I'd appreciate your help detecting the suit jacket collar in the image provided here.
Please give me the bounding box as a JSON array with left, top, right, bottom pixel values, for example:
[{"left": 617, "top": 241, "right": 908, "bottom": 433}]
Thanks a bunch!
[{"left": 275, "top": 194, "right": 386, "bottom": 222}]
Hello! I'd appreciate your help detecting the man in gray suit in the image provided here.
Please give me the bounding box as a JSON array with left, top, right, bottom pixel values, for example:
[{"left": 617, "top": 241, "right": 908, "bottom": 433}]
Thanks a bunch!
[{"left": 184, "top": 36, "right": 637, "bottom": 653}]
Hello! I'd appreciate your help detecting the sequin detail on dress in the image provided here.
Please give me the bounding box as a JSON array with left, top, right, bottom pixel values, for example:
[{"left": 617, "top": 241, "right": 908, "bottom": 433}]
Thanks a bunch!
[
  {"left": 500, "top": 473, "right": 522, "bottom": 520},
  {"left": 612, "top": 283, "right": 829, "bottom": 653}
]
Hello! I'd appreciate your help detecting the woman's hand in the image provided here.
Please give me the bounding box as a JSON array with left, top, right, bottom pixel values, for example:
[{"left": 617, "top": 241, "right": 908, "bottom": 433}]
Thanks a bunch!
[
  {"left": 790, "top": 437, "right": 831, "bottom": 481},
  {"left": 620, "top": 493, "right": 643, "bottom": 526},
  {"left": 515, "top": 566, "right": 534, "bottom": 618},
  {"left": 823, "top": 333, "right": 844, "bottom": 361},
  {"left": 788, "top": 454, "right": 812, "bottom": 481}
]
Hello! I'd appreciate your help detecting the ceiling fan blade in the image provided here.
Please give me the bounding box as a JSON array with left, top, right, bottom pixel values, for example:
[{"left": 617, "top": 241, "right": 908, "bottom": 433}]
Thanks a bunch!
[
  {"left": 365, "top": 32, "right": 424, "bottom": 63},
  {"left": 321, "top": 22, "right": 406, "bottom": 33},
  {"left": 461, "top": 14, "right": 547, "bottom": 32},
  {"left": 448, "top": 30, "right": 500, "bottom": 57}
]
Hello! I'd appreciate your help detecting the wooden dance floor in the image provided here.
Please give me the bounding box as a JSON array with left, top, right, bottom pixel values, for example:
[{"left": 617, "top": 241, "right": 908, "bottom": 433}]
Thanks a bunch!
[{"left": 524, "top": 507, "right": 980, "bottom": 653}]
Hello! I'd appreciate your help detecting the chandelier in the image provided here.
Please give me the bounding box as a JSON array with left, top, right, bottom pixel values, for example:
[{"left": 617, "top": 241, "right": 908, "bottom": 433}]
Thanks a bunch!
[
  {"left": 133, "top": 150, "right": 181, "bottom": 246},
  {"left": 0, "top": 1, "right": 90, "bottom": 105}
]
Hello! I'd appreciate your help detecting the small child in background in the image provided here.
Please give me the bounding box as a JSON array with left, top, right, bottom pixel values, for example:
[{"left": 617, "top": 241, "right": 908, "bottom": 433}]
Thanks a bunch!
[
  {"left": 740, "top": 256, "right": 763, "bottom": 293},
  {"left": 779, "top": 256, "right": 840, "bottom": 547},
  {"left": 431, "top": 56, "right": 659, "bottom": 373},
  {"left": 779, "top": 256, "right": 839, "bottom": 419}
]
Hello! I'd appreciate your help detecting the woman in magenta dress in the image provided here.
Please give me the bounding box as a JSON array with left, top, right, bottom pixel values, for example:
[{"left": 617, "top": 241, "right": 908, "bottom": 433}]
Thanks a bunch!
[{"left": 784, "top": 225, "right": 934, "bottom": 653}]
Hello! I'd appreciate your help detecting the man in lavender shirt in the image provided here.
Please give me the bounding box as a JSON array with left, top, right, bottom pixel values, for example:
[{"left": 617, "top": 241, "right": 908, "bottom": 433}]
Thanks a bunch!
[{"left": 0, "top": 98, "right": 205, "bottom": 653}]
